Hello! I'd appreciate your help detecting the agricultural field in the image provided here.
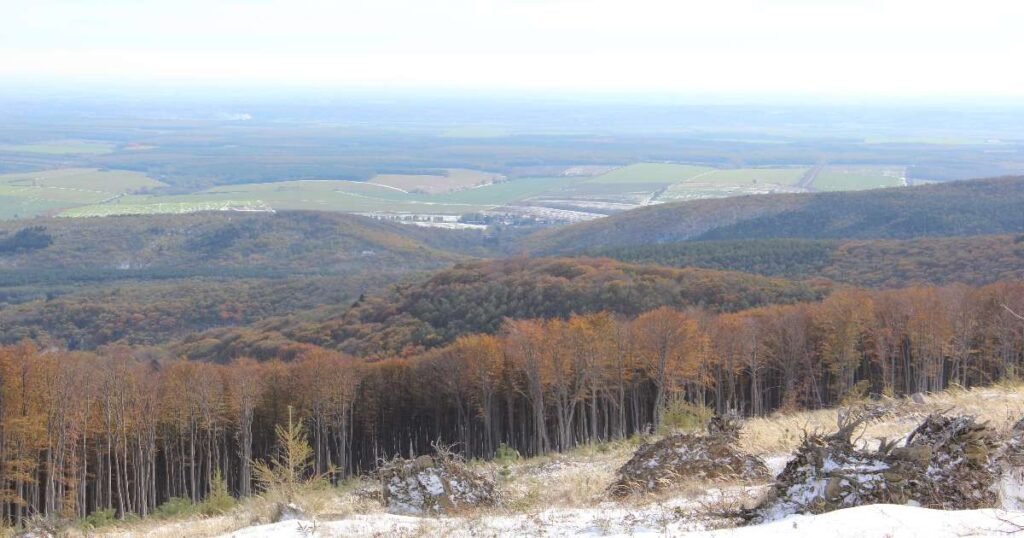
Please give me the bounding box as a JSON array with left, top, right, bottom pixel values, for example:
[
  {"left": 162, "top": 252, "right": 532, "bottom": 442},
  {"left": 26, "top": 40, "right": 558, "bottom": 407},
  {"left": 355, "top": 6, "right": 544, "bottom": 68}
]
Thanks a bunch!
[
  {"left": 60, "top": 176, "right": 581, "bottom": 218},
  {"left": 811, "top": 165, "right": 906, "bottom": 191},
  {"left": 0, "top": 168, "right": 166, "bottom": 218},
  {"left": 586, "top": 163, "right": 715, "bottom": 184},
  {"left": 59, "top": 200, "right": 274, "bottom": 218},
  {"left": 0, "top": 140, "right": 116, "bottom": 155},
  {"left": 369, "top": 168, "right": 502, "bottom": 194},
  {"left": 530, "top": 163, "right": 811, "bottom": 211},
  {"left": 0, "top": 195, "right": 71, "bottom": 220},
  {"left": 658, "top": 166, "right": 808, "bottom": 201},
  {"left": 1, "top": 163, "right": 912, "bottom": 222}
]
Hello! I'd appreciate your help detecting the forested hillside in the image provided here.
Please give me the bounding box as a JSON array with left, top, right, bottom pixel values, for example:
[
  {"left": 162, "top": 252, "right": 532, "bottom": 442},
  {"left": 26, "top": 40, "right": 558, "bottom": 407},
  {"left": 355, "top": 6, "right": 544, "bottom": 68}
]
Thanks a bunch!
[
  {"left": 592, "top": 235, "right": 1024, "bottom": 288},
  {"left": 2, "top": 278, "right": 1021, "bottom": 522},
  {"left": 0, "top": 211, "right": 466, "bottom": 284},
  {"left": 3, "top": 180, "right": 1024, "bottom": 526},
  {"left": 0, "top": 276, "right": 390, "bottom": 349},
  {"left": 526, "top": 176, "right": 1024, "bottom": 253},
  {"left": 0, "top": 211, "right": 488, "bottom": 348},
  {"left": 173, "top": 257, "right": 827, "bottom": 361}
]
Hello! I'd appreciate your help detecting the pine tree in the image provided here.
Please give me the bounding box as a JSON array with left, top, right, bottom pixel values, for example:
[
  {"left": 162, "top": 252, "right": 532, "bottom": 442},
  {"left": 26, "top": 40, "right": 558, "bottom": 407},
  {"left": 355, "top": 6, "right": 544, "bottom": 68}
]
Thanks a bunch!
[{"left": 251, "top": 406, "right": 325, "bottom": 503}]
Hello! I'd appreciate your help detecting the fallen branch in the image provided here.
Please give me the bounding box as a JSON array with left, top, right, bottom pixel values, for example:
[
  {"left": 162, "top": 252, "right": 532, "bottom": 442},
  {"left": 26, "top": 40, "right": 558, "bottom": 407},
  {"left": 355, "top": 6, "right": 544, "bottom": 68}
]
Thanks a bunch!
[{"left": 1003, "top": 304, "right": 1024, "bottom": 322}]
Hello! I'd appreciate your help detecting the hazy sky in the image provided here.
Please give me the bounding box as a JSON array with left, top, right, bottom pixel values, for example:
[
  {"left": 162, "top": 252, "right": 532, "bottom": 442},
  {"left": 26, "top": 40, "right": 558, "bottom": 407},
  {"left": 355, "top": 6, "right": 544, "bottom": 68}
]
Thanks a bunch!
[{"left": 2, "top": 0, "right": 1022, "bottom": 99}]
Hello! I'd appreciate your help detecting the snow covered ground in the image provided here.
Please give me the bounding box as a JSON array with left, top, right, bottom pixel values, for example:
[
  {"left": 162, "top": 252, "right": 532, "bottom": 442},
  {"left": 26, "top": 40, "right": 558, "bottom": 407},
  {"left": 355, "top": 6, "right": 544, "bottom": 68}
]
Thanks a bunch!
[
  {"left": 216, "top": 504, "right": 1024, "bottom": 538},
  {"left": 212, "top": 449, "right": 1022, "bottom": 538}
]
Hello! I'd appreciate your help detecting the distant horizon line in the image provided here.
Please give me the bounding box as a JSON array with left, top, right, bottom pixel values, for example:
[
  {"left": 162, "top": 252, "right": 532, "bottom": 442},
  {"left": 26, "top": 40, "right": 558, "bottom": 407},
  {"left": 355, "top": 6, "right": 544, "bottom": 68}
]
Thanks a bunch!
[{"left": 2, "top": 77, "right": 1024, "bottom": 108}]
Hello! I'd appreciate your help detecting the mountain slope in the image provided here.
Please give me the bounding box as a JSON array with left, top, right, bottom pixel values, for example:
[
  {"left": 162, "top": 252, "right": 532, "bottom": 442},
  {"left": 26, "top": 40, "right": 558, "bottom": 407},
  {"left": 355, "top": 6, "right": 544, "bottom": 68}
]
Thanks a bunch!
[
  {"left": 0, "top": 210, "right": 469, "bottom": 283},
  {"left": 525, "top": 176, "right": 1024, "bottom": 254},
  {"left": 590, "top": 234, "right": 1024, "bottom": 288},
  {"left": 173, "top": 256, "right": 828, "bottom": 361},
  {"left": 0, "top": 210, "right": 487, "bottom": 348}
]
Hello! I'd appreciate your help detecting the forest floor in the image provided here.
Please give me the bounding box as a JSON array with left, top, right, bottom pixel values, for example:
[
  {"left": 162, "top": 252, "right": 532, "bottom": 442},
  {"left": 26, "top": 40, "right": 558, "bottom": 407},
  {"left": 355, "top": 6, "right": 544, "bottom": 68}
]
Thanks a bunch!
[{"left": 79, "top": 383, "right": 1024, "bottom": 537}]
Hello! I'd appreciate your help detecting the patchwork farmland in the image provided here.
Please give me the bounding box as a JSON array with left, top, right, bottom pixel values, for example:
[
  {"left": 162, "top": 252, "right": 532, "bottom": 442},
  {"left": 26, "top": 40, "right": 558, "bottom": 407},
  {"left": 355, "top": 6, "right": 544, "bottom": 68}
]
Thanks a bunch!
[
  {"left": 0, "top": 162, "right": 912, "bottom": 223},
  {"left": 0, "top": 168, "right": 165, "bottom": 219},
  {"left": 0, "top": 140, "right": 116, "bottom": 155}
]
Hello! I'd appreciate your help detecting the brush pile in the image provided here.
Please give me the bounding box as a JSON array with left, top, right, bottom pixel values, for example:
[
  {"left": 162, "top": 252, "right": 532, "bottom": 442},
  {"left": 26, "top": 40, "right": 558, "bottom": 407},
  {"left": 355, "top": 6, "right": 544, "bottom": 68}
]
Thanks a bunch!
[
  {"left": 610, "top": 415, "right": 770, "bottom": 497},
  {"left": 755, "top": 411, "right": 1003, "bottom": 520},
  {"left": 379, "top": 452, "right": 497, "bottom": 515}
]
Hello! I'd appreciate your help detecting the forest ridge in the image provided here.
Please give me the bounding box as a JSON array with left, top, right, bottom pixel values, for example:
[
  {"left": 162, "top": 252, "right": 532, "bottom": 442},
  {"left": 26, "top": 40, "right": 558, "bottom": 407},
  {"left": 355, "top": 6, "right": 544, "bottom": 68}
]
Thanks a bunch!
[{"left": 0, "top": 174, "right": 1022, "bottom": 523}]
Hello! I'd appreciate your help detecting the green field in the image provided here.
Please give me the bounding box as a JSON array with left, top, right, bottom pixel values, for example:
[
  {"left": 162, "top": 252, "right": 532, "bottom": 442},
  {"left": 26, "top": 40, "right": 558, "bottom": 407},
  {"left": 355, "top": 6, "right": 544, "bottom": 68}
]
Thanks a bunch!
[
  {"left": 60, "top": 175, "right": 581, "bottom": 217},
  {"left": 0, "top": 163, "right": 910, "bottom": 221},
  {"left": 369, "top": 168, "right": 500, "bottom": 194},
  {"left": 0, "top": 168, "right": 164, "bottom": 191},
  {"left": 658, "top": 166, "right": 808, "bottom": 200},
  {"left": 0, "top": 168, "right": 166, "bottom": 218},
  {"left": 694, "top": 168, "right": 807, "bottom": 186},
  {"left": 0, "top": 195, "right": 72, "bottom": 220},
  {"left": 587, "top": 163, "right": 715, "bottom": 184},
  {"left": 812, "top": 166, "right": 905, "bottom": 191},
  {"left": 0, "top": 140, "right": 116, "bottom": 155},
  {"left": 572, "top": 163, "right": 808, "bottom": 203},
  {"left": 59, "top": 200, "right": 274, "bottom": 217}
]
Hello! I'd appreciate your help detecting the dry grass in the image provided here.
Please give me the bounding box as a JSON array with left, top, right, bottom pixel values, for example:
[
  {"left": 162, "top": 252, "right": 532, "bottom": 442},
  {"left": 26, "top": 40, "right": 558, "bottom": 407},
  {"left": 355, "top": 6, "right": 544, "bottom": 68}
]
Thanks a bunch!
[
  {"left": 477, "top": 437, "right": 644, "bottom": 512},
  {"left": 740, "top": 383, "right": 1024, "bottom": 456},
  {"left": 68, "top": 477, "right": 385, "bottom": 538},
  {"left": 64, "top": 513, "right": 246, "bottom": 538}
]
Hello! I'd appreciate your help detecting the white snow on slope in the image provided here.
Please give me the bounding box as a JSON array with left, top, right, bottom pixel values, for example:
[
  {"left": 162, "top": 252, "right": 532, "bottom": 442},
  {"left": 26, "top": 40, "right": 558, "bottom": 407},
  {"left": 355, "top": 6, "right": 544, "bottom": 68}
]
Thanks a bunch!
[
  {"left": 216, "top": 504, "right": 1024, "bottom": 538},
  {"left": 703, "top": 505, "right": 1024, "bottom": 538}
]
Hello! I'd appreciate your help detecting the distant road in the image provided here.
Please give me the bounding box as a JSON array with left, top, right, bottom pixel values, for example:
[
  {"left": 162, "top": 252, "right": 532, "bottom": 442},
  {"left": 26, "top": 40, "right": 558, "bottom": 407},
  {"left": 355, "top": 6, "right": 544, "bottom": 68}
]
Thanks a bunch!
[{"left": 797, "top": 166, "right": 823, "bottom": 191}]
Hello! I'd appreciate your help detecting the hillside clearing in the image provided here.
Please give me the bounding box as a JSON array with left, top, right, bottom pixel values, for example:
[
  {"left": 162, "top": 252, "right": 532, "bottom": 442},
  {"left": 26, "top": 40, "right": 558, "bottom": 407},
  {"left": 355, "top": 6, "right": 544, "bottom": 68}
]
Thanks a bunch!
[{"left": 71, "top": 383, "right": 1024, "bottom": 538}]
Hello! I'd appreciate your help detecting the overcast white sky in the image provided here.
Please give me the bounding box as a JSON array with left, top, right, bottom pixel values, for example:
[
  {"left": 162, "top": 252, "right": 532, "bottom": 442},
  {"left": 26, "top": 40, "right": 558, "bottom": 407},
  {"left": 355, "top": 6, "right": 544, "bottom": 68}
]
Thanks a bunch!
[{"left": 1, "top": 0, "right": 1022, "bottom": 99}]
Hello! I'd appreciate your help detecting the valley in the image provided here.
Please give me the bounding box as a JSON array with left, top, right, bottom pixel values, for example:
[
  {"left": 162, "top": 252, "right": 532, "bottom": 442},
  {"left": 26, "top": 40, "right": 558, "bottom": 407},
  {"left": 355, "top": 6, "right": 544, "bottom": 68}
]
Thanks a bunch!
[{"left": 4, "top": 2, "right": 1024, "bottom": 535}]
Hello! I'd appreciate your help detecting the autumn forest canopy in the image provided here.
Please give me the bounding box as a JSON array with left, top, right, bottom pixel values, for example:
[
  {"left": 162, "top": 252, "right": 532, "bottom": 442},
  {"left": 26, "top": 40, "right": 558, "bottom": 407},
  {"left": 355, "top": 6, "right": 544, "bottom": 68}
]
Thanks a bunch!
[{"left": 0, "top": 174, "right": 1022, "bottom": 523}]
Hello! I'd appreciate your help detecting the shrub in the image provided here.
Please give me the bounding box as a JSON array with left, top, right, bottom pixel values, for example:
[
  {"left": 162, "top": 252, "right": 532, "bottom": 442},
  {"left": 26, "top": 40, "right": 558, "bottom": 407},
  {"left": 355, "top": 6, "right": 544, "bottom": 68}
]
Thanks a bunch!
[
  {"left": 80, "top": 508, "right": 118, "bottom": 529},
  {"left": 495, "top": 443, "right": 520, "bottom": 464},
  {"left": 200, "top": 468, "right": 237, "bottom": 516},
  {"left": 658, "top": 398, "right": 713, "bottom": 434},
  {"left": 840, "top": 379, "right": 872, "bottom": 406},
  {"left": 152, "top": 497, "right": 198, "bottom": 520}
]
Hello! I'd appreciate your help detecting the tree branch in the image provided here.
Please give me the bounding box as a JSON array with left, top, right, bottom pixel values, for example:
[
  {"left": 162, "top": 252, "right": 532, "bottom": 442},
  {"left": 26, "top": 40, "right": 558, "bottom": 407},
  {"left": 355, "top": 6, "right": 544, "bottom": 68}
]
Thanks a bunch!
[{"left": 1004, "top": 304, "right": 1024, "bottom": 322}]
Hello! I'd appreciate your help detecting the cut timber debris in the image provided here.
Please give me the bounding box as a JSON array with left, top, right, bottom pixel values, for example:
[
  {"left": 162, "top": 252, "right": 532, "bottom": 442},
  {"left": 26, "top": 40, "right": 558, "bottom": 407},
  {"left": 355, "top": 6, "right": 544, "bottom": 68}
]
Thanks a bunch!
[
  {"left": 754, "top": 411, "right": 1008, "bottom": 521},
  {"left": 610, "top": 415, "right": 769, "bottom": 497},
  {"left": 995, "top": 417, "right": 1024, "bottom": 509},
  {"left": 379, "top": 451, "right": 497, "bottom": 515}
]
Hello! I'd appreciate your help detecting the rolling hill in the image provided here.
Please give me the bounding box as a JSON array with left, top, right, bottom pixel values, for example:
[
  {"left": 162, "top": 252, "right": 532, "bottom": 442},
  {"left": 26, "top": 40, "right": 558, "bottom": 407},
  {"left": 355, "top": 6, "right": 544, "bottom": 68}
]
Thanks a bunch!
[
  {"left": 172, "top": 256, "right": 828, "bottom": 361},
  {"left": 590, "top": 235, "right": 1024, "bottom": 289},
  {"left": 0, "top": 211, "right": 489, "bottom": 348},
  {"left": 0, "top": 210, "right": 476, "bottom": 290},
  {"left": 524, "top": 176, "right": 1024, "bottom": 254}
]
